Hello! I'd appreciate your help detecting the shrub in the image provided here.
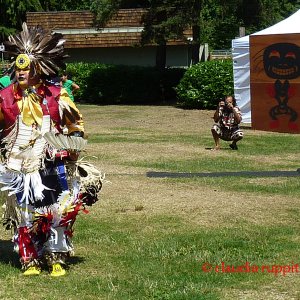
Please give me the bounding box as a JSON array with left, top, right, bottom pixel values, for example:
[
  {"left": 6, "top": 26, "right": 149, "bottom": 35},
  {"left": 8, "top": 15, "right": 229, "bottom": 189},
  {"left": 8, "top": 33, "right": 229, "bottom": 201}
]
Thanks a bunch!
[
  {"left": 65, "top": 63, "right": 186, "bottom": 104},
  {"left": 176, "top": 60, "right": 234, "bottom": 109}
]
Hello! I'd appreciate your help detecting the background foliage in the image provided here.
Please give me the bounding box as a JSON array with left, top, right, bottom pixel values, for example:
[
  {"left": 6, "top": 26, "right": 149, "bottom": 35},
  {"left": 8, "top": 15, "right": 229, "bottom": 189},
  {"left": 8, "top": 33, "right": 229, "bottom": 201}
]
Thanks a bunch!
[
  {"left": 1, "top": 0, "right": 300, "bottom": 49},
  {"left": 64, "top": 60, "right": 233, "bottom": 108},
  {"left": 1, "top": 1, "right": 299, "bottom": 106},
  {"left": 65, "top": 62, "right": 186, "bottom": 104},
  {"left": 176, "top": 60, "right": 234, "bottom": 109},
  {"left": 199, "top": 0, "right": 300, "bottom": 49}
]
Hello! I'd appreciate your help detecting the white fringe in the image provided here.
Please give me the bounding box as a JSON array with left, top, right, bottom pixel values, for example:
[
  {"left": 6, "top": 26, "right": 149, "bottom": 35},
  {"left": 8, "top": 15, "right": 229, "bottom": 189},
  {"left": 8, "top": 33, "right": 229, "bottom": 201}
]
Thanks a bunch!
[
  {"left": 34, "top": 190, "right": 76, "bottom": 227},
  {"left": 0, "top": 166, "right": 49, "bottom": 205}
]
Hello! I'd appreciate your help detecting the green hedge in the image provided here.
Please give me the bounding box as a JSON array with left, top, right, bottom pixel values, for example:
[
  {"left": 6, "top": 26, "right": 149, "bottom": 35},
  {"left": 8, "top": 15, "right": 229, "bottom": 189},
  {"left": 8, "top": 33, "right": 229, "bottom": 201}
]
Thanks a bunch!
[
  {"left": 176, "top": 60, "right": 234, "bottom": 109},
  {"left": 65, "top": 63, "right": 186, "bottom": 104},
  {"left": 3, "top": 61, "right": 234, "bottom": 107}
]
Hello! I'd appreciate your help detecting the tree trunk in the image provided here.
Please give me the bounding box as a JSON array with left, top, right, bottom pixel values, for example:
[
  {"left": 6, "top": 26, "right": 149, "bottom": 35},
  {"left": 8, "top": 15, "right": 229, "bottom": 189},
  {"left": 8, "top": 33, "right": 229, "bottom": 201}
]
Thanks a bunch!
[
  {"left": 191, "top": 24, "right": 200, "bottom": 64},
  {"left": 156, "top": 42, "right": 166, "bottom": 70},
  {"left": 191, "top": 0, "right": 202, "bottom": 64}
]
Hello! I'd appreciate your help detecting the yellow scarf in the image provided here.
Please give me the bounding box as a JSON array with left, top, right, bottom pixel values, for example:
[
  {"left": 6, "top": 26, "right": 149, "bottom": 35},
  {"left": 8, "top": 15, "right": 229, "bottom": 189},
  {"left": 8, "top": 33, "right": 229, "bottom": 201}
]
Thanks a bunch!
[{"left": 21, "top": 90, "right": 43, "bottom": 126}]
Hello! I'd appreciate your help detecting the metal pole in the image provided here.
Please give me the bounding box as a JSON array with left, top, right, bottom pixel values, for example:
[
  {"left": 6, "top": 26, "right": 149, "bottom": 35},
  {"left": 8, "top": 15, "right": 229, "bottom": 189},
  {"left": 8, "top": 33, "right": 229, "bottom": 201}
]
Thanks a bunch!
[{"left": 0, "top": 43, "right": 5, "bottom": 73}]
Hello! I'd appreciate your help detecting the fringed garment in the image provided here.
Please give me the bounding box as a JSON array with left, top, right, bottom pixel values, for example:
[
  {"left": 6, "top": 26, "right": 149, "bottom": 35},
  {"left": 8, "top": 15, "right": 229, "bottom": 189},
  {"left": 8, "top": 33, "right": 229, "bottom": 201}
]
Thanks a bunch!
[{"left": 0, "top": 84, "right": 104, "bottom": 269}]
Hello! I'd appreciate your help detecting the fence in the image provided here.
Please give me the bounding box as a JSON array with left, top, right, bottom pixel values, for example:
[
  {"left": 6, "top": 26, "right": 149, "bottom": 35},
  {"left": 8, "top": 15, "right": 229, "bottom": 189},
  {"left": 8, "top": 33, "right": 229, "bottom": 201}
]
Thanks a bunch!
[{"left": 210, "top": 49, "right": 232, "bottom": 60}]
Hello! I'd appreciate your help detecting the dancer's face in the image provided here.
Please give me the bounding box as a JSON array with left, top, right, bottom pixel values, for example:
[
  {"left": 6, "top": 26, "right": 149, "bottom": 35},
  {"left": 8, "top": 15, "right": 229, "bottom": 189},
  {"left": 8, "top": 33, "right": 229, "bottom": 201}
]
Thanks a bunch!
[
  {"left": 15, "top": 53, "right": 40, "bottom": 89},
  {"left": 16, "top": 66, "right": 30, "bottom": 89}
]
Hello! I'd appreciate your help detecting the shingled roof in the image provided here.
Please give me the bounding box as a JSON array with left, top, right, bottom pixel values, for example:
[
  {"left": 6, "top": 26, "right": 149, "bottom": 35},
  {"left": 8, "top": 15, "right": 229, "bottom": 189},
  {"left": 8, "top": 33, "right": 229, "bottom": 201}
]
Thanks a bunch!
[{"left": 26, "top": 9, "right": 192, "bottom": 48}]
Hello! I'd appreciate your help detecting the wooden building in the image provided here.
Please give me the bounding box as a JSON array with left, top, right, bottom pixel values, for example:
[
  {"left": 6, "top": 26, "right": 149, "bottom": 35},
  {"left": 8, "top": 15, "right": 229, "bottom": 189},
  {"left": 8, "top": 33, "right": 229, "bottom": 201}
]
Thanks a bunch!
[{"left": 26, "top": 9, "right": 193, "bottom": 67}]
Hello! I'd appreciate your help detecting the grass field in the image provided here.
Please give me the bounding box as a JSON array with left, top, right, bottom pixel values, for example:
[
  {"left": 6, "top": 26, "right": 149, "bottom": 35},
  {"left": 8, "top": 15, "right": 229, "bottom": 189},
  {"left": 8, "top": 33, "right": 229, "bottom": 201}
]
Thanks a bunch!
[{"left": 1, "top": 104, "right": 300, "bottom": 300}]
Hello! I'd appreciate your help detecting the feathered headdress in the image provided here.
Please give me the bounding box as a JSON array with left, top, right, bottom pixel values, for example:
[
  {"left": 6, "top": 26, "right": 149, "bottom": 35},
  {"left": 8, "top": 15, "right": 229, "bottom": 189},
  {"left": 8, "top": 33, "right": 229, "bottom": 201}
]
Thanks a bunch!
[{"left": 4, "top": 22, "right": 67, "bottom": 78}]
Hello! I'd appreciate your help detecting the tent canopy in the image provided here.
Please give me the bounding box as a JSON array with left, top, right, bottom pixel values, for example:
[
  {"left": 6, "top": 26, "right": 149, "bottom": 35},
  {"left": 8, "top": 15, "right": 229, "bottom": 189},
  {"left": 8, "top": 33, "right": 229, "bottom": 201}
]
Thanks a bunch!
[{"left": 232, "top": 9, "right": 300, "bottom": 123}]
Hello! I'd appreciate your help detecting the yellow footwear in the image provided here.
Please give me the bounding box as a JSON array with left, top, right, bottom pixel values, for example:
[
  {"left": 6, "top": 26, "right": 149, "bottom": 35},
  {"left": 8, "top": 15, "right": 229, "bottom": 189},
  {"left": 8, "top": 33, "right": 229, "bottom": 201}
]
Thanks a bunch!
[
  {"left": 23, "top": 266, "right": 41, "bottom": 276},
  {"left": 50, "top": 263, "right": 66, "bottom": 277}
]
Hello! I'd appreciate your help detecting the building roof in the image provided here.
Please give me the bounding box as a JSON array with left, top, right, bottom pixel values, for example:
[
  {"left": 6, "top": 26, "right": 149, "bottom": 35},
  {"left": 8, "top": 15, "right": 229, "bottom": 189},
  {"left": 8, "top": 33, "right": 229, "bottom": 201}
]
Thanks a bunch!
[{"left": 26, "top": 9, "right": 192, "bottom": 48}]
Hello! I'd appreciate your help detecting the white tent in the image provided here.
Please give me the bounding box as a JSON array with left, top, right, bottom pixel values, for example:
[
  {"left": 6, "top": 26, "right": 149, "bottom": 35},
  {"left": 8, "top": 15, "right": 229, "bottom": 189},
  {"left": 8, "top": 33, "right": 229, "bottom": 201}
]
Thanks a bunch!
[{"left": 232, "top": 9, "right": 300, "bottom": 123}]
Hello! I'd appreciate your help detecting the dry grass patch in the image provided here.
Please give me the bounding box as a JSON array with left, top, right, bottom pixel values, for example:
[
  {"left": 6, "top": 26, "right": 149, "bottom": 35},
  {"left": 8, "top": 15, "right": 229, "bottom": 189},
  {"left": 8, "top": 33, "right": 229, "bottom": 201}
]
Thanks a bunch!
[
  {"left": 94, "top": 174, "right": 300, "bottom": 229},
  {"left": 1, "top": 105, "right": 300, "bottom": 299}
]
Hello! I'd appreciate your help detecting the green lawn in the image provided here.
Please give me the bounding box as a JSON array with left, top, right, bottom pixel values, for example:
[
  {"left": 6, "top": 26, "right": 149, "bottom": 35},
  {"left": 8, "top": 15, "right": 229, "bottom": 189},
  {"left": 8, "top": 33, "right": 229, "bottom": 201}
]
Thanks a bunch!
[{"left": 0, "top": 105, "right": 300, "bottom": 300}]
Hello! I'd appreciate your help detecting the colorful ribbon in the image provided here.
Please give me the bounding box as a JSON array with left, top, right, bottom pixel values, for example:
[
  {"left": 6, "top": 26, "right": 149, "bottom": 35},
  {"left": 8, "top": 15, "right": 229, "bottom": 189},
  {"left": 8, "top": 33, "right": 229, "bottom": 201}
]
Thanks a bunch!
[{"left": 21, "top": 90, "right": 43, "bottom": 126}]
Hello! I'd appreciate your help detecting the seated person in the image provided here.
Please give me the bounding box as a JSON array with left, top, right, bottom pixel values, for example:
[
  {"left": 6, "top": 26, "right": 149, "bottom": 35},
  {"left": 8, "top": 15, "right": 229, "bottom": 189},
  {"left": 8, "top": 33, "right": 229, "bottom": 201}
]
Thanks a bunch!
[{"left": 211, "top": 95, "right": 243, "bottom": 150}]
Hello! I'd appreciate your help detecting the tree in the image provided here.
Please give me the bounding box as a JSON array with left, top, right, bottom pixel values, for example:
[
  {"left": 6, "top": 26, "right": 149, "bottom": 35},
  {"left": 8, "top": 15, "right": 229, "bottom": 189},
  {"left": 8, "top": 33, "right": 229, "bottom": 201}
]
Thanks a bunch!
[
  {"left": 0, "top": 0, "right": 43, "bottom": 40},
  {"left": 0, "top": 0, "right": 90, "bottom": 41},
  {"left": 249, "top": 0, "right": 300, "bottom": 30},
  {"left": 91, "top": 0, "right": 149, "bottom": 29},
  {"left": 141, "top": 0, "right": 200, "bottom": 69},
  {"left": 91, "top": 0, "right": 122, "bottom": 29},
  {"left": 39, "top": 0, "right": 89, "bottom": 11},
  {"left": 91, "top": 0, "right": 201, "bottom": 69},
  {"left": 190, "top": 1, "right": 202, "bottom": 64},
  {"left": 199, "top": 0, "right": 241, "bottom": 49},
  {"left": 199, "top": 0, "right": 300, "bottom": 50},
  {"left": 3, "top": 0, "right": 300, "bottom": 56}
]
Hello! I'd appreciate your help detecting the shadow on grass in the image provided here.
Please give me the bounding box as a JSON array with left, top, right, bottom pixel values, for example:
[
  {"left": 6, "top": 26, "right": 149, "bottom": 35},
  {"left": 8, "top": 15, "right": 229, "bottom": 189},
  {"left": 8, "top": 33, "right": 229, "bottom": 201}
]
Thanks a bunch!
[
  {"left": 0, "top": 239, "right": 19, "bottom": 267},
  {"left": 0, "top": 239, "right": 85, "bottom": 270},
  {"left": 205, "top": 147, "right": 232, "bottom": 151},
  {"left": 67, "top": 255, "right": 85, "bottom": 267},
  {"left": 240, "top": 125, "right": 252, "bottom": 129},
  {"left": 147, "top": 169, "right": 300, "bottom": 178}
]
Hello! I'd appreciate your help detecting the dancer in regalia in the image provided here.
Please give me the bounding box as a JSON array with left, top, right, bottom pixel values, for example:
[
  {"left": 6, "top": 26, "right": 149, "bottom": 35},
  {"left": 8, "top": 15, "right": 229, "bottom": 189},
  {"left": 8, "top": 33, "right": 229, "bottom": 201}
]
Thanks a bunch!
[{"left": 0, "top": 23, "right": 103, "bottom": 276}]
